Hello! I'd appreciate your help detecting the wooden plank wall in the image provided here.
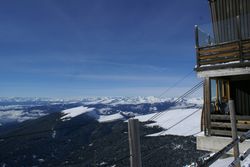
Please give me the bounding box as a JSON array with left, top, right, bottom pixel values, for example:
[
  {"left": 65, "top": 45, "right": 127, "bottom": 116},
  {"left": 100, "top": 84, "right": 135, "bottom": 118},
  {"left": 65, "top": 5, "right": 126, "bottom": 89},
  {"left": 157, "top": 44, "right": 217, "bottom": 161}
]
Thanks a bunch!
[{"left": 209, "top": 0, "right": 250, "bottom": 43}]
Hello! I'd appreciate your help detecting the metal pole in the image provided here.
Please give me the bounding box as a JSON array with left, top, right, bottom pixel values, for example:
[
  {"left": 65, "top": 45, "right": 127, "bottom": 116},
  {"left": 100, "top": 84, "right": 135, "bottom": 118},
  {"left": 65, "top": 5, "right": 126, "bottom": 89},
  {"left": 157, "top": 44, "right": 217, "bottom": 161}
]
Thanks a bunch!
[
  {"left": 128, "top": 119, "right": 142, "bottom": 167},
  {"left": 208, "top": 34, "right": 211, "bottom": 45},
  {"left": 229, "top": 100, "right": 240, "bottom": 167},
  {"left": 195, "top": 25, "right": 200, "bottom": 68},
  {"left": 228, "top": 148, "right": 250, "bottom": 167}
]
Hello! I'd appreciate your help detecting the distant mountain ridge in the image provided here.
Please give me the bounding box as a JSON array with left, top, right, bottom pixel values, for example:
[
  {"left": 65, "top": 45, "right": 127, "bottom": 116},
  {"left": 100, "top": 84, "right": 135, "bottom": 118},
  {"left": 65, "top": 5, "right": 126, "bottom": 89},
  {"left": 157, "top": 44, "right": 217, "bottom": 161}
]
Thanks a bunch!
[
  {"left": 0, "top": 97, "right": 203, "bottom": 126},
  {"left": 0, "top": 96, "right": 203, "bottom": 105}
]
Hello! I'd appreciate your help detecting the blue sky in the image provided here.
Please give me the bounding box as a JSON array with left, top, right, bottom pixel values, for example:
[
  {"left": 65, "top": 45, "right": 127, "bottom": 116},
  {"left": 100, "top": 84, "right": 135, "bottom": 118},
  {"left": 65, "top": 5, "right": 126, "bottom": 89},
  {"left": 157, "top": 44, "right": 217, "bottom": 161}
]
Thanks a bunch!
[{"left": 0, "top": 0, "right": 210, "bottom": 98}]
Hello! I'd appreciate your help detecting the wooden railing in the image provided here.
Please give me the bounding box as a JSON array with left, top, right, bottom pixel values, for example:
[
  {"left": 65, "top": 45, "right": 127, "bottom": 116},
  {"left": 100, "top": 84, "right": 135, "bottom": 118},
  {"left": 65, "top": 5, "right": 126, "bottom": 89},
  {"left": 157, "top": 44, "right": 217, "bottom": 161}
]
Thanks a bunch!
[{"left": 195, "top": 39, "right": 250, "bottom": 71}]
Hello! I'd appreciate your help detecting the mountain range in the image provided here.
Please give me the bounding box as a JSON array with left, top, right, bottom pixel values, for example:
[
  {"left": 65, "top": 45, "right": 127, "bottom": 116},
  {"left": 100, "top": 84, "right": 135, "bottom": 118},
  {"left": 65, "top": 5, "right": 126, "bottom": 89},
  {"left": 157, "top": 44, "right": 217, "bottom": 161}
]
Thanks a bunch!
[{"left": 0, "top": 97, "right": 206, "bottom": 167}]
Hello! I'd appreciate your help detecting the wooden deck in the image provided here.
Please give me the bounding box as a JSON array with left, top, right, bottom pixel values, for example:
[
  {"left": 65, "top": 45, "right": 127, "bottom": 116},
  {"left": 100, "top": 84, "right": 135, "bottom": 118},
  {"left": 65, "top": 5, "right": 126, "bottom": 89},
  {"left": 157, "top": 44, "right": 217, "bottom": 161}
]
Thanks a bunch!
[{"left": 195, "top": 39, "right": 250, "bottom": 71}]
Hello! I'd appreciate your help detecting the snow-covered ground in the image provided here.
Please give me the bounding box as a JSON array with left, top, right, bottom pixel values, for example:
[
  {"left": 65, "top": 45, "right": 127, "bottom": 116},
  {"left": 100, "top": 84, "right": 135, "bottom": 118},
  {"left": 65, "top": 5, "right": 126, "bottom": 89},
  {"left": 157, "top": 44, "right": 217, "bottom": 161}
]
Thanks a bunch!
[
  {"left": 210, "top": 155, "right": 250, "bottom": 167},
  {"left": 186, "top": 153, "right": 250, "bottom": 167}
]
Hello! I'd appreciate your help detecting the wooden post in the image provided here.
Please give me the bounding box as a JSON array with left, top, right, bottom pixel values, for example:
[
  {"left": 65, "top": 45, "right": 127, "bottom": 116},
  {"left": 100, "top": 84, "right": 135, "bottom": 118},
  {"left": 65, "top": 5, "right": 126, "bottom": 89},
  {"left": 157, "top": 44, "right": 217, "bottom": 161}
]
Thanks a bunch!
[
  {"left": 204, "top": 78, "right": 211, "bottom": 136},
  {"left": 128, "top": 119, "right": 142, "bottom": 167},
  {"left": 229, "top": 100, "right": 240, "bottom": 167}
]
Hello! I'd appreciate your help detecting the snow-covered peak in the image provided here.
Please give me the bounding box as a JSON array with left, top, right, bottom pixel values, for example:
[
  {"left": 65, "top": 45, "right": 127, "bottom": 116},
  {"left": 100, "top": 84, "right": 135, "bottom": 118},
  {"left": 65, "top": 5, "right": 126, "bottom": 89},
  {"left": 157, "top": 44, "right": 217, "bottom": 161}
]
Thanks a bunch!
[
  {"left": 0, "top": 97, "right": 204, "bottom": 126},
  {"left": 61, "top": 106, "right": 95, "bottom": 121}
]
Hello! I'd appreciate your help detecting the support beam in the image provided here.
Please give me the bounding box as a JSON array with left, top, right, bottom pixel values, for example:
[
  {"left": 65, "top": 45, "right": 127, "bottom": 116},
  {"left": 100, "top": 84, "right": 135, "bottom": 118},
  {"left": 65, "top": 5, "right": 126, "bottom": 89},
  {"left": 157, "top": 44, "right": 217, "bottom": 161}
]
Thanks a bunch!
[{"left": 128, "top": 119, "right": 142, "bottom": 167}]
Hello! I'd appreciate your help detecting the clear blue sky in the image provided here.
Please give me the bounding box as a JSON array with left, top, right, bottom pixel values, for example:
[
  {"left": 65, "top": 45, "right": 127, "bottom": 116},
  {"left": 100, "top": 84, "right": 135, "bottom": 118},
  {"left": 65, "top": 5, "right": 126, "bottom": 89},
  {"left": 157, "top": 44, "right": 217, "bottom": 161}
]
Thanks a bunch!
[{"left": 0, "top": 0, "right": 210, "bottom": 98}]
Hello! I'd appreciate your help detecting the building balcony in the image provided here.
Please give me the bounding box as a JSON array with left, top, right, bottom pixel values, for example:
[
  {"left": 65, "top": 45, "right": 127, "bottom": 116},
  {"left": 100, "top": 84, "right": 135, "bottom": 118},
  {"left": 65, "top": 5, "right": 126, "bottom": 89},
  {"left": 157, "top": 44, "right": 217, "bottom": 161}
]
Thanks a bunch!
[{"left": 194, "top": 14, "right": 250, "bottom": 72}]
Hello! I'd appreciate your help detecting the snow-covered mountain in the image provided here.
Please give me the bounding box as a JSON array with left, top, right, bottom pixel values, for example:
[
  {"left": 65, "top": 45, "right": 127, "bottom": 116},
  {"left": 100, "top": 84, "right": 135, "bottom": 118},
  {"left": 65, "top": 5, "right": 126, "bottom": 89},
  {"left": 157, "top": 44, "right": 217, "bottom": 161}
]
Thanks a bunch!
[
  {"left": 0, "top": 97, "right": 205, "bottom": 167},
  {"left": 0, "top": 97, "right": 203, "bottom": 129},
  {"left": 0, "top": 96, "right": 202, "bottom": 106},
  {"left": 56, "top": 105, "right": 202, "bottom": 136}
]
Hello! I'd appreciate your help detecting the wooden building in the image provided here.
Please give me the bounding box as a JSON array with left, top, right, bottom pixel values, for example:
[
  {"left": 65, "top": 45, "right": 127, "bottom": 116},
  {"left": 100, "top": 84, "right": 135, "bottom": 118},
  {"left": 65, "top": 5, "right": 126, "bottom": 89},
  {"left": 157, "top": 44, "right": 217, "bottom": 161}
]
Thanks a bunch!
[{"left": 195, "top": 0, "right": 250, "bottom": 153}]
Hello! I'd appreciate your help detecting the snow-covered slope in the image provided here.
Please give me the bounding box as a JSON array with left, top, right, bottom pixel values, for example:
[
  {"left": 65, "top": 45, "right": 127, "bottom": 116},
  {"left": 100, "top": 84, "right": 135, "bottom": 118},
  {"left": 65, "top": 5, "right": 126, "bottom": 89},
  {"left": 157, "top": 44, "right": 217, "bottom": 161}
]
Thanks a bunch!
[
  {"left": 61, "top": 106, "right": 95, "bottom": 121},
  {"left": 98, "top": 113, "right": 124, "bottom": 123},
  {"left": 136, "top": 108, "right": 202, "bottom": 136},
  {"left": 58, "top": 105, "right": 202, "bottom": 136},
  {"left": 60, "top": 106, "right": 125, "bottom": 123}
]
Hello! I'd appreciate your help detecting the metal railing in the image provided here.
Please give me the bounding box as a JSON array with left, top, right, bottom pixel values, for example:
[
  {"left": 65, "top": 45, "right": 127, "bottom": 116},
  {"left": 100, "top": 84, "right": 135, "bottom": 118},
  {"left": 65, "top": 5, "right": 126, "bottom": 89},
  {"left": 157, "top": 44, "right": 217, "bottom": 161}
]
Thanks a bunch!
[
  {"left": 195, "top": 14, "right": 250, "bottom": 48},
  {"left": 197, "top": 130, "right": 250, "bottom": 167}
]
